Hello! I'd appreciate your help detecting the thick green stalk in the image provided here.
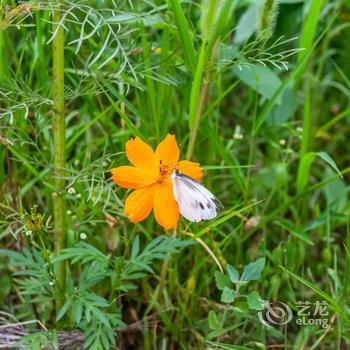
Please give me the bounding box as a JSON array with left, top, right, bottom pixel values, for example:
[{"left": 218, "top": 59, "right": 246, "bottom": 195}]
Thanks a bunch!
[
  {"left": 186, "top": 44, "right": 207, "bottom": 160},
  {"left": 0, "top": 31, "right": 9, "bottom": 80},
  {"left": 52, "top": 8, "right": 66, "bottom": 295}
]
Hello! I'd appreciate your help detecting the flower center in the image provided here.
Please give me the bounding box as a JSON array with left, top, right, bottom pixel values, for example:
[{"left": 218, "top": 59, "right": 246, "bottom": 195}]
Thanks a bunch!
[{"left": 158, "top": 159, "right": 174, "bottom": 179}]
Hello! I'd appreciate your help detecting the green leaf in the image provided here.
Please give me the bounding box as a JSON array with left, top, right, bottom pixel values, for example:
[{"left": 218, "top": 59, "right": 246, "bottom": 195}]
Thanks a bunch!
[
  {"left": 246, "top": 291, "right": 265, "bottom": 310},
  {"left": 233, "top": 64, "right": 282, "bottom": 101},
  {"left": 227, "top": 265, "right": 239, "bottom": 282},
  {"left": 317, "top": 152, "right": 343, "bottom": 178},
  {"left": 297, "top": 0, "right": 324, "bottom": 64},
  {"left": 221, "top": 287, "right": 235, "bottom": 303},
  {"left": 234, "top": 3, "right": 260, "bottom": 43},
  {"left": 90, "top": 307, "right": 111, "bottom": 328},
  {"left": 241, "top": 258, "right": 265, "bottom": 281},
  {"left": 214, "top": 271, "right": 231, "bottom": 290},
  {"left": 0, "top": 249, "right": 23, "bottom": 260},
  {"left": 266, "top": 87, "right": 297, "bottom": 125},
  {"left": 189, "top": 43, "right": 206, "bottom": 130},
  {"left": 53, "top": 243, "right": 109, "bottom": 265},
  {"left": 322, "top": 174, "right": 347, "bottom": 213},
  {"left": 56, "top": 298, "right": 72, "bottom": 322},
  {"left": 303, "top": 212, "right": 330, "bottom": 231},
  {"left": 131, "top": 236, "right": 140, "bottom": 259},
  {"left": 169, "top": 0, "right": 196, "bottom": 74},
  {"left": 296, "top": 152, "right": 317, "bottom": 195},
  {"left": 122, "top": 236, "right": 192, "bottom": 282},
  {"left": 73, "top": 300, "right": 83, "bottom": 325},
  {"left": 208, "top": 310, "right": 220, "bottom": 330},
  {"left": 297, "top": 151, "right": 343, "bottom": 195}
]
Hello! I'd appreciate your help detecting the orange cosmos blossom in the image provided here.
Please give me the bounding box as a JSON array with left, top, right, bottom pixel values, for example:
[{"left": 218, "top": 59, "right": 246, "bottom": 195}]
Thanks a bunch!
[{"left": 111, "top": 134, "right": 203, "bottom": 230}]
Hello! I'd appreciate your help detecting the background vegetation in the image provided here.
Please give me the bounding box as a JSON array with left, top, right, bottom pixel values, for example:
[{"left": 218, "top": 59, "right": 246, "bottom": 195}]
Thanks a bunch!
[{"left": 1, "top": 0, "right": 350, "bottom": 349}]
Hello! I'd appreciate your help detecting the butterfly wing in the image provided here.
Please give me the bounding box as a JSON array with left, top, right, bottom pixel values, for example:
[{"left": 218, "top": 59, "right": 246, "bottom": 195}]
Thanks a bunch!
[{"left": 171, "top": 172, "right": 221, "bottom": 222}]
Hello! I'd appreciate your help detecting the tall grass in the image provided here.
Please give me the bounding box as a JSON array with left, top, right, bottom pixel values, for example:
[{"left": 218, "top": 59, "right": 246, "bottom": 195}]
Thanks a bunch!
[{"left": 52, "top": 3, "right": 67, "bottom": 305}]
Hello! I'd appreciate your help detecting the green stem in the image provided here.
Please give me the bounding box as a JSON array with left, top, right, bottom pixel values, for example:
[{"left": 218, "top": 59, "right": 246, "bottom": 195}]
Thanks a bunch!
[
  {"left": 144, "top": 230, "right": 177, "bottom": 316},
  {"left": 0, "top": 31, "right": 9, "bottom": 80},
  {"left": 157, "top": 259, "right": 170, "bottom": 300},
  {"left": 187, "top": 41, "right": 219, "bottom": 160},
  {"left": 52, "top": 7, "right": 66, "bottom": 303},
  {"left": 186, "top": 72, "right": 210, "bottom": 160},
  {"left": 38, "top": 231, "right": 61, "bottom": 289},
  {"left": 186, "top": 44, "right": 207, "bottom": 160},
  {"left": 156, "top": 230, "right": 177, "bottom": 301}
]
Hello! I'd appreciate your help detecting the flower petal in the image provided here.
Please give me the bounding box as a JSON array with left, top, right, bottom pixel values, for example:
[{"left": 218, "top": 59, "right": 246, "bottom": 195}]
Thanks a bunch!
[
  {"left": 155, "top": 134, "right": 180, "bottom": 170},
  {"left": 177, "top": 160, "right": 203, "bottom": 181},
  {"left": 111, "top": 166, "right": 157, "bottom": 189},
  {"left": 125, "top": 137, "right": 156, "bottom": 173},
  {"left": 153, "top": 181, "right": 180, "bottom": 230},
  {"left": 124, "top": 186, "right": 155, "bottom": 223}
]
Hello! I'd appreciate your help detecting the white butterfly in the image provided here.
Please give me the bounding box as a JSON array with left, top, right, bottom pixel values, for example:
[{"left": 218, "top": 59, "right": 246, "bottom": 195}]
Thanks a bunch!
[{"left": 171, "top": 169, "right": 222, "bottom": 222}]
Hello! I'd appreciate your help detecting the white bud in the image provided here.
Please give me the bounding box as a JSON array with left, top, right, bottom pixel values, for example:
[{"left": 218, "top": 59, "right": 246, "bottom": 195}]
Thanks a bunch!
[
  {"left": 234, "top": 133, "right": 243, "bottom": 140},
  {"left": 80, "top": 232, "right": 87, "bottom": 240},
  {"left": 68, "top": 187, "right": 76, "bottom": 195},
  {"left": 279, "top": 139, "right": 286, "bottom": 146}
]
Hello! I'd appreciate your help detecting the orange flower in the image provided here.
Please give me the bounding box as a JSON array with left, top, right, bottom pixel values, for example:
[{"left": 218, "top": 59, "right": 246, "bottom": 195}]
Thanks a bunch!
[{"left": 111, "top": 134, "right": 203, "bottom": 230}]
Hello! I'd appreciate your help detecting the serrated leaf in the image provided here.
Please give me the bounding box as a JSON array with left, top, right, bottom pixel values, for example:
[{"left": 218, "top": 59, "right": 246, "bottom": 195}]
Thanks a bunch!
[
  {"left": 221, "top": 287, "right": 235, "bottom": 303},
  {"left": 246, "top": 291, "right": 265, "bottom": 310},
  {"left": 241, "top": 258, "right": 265, "bottom": 281},
  {"left": 52, "top": 243, "right": 108, "bottom": 265},
  {"left": 214, "top": 271, "right": 232, "bottom": 290},
  {"left": 121, "top": 236, "right": 190, "bottom": 282},
  {"left": 85, "top": 293, "right": 109, "bottom": 307},
  {"left": 90, "top": 307, "right": 111, "bottom": 327}
]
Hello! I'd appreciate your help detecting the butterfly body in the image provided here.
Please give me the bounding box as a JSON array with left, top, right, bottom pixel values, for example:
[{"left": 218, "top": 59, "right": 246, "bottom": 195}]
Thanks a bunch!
[{"left": 171, "top": 170, "right": 222, "bottom": 222}]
